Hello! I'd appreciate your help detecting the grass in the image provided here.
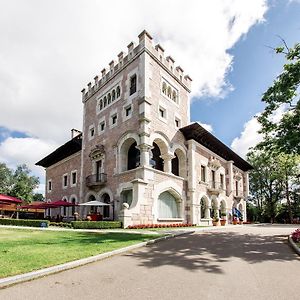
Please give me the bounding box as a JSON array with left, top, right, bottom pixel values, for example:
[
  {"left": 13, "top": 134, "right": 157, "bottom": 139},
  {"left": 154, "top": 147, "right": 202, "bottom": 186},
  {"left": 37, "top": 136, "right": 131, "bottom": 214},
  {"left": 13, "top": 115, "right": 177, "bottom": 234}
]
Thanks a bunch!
[{"left": 0, "top": 228, "right": 161, "bottom": 278}]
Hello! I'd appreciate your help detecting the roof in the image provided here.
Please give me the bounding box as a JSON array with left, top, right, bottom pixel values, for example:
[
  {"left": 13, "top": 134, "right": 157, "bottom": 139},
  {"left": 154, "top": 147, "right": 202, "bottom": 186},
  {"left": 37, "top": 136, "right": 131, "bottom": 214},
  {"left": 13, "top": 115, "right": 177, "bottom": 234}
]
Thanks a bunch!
[
  {"left": 180, "top": 122, "right": 253, "bottom": 171},
  {"left": 36, "top": 134, "right": 82, "bottom": 168}
]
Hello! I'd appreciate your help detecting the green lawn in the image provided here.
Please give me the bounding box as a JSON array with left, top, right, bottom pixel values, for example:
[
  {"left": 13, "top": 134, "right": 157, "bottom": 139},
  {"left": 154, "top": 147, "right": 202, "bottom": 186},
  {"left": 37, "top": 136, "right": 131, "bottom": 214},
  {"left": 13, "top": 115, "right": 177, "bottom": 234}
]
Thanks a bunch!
[{"left": 0, "top": 228, "right": 160, "bottom": 278}]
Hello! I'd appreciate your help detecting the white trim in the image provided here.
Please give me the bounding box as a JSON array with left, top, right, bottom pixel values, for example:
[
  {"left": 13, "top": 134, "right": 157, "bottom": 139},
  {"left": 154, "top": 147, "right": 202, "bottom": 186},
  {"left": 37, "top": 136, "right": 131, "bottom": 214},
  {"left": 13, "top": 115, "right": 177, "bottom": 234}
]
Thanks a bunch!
[
  {"left": 62, "top": 173, "right": 68, "bottom": 189},
  {"left": 70, "top": 170, "right": 77, "bottom": 187}
]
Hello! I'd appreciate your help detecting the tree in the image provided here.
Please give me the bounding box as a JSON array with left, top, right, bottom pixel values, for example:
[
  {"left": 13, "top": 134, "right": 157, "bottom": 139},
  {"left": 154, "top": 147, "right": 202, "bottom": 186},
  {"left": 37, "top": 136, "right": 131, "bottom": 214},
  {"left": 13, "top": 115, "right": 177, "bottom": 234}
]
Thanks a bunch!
[
  {"left": 257, "top": 41, "right": 300, "bottom": 154},
  {"left": 32, "top": 193, "right": 44, "bottom": 202},
  {"left": 0, "top": 163, "right": 12, "bottom": 194},
  {"left": 10, "top": 164, "right": 39, "bottom": 203}
]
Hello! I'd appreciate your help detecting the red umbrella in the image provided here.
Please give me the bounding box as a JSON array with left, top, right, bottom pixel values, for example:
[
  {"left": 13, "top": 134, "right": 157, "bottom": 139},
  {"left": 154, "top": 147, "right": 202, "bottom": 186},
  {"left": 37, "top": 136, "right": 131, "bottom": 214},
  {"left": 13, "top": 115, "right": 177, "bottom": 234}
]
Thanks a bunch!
[
  {"left": 0, "top": 194, "right": 23, "bottom": 204},
  {"left": 50, "top": 200, "right": 78, "bottom": 207}
]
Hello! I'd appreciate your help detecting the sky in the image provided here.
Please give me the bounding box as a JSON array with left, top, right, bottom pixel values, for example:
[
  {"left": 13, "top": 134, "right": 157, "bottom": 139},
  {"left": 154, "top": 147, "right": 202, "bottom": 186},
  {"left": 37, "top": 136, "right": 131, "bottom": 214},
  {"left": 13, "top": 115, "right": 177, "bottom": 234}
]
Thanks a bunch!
[{"left": 0, "top": 0, "right": 299, "bottom": 195}]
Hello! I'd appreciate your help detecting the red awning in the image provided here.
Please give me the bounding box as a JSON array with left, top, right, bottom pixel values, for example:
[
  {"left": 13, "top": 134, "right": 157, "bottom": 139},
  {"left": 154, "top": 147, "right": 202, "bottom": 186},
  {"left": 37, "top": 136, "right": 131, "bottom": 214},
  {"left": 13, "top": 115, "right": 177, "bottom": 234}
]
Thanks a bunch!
[
  {"left": 0, "top": 194, "right": 23, "bottom": 204},
  {"left": 50, "top": 200, "right": 78, "bottom": 207},
  {"left": 18, "top": 200, "right": 77, "bottom": 210}
]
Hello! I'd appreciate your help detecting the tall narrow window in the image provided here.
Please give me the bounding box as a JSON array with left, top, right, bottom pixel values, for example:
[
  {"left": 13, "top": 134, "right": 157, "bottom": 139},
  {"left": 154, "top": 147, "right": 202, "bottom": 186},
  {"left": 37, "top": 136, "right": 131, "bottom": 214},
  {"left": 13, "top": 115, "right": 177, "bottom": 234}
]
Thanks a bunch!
[
  {"left": 96, "top": 160, "right": 102, "bottom": 181},
  {"left": 236, "top": 180, "right": 239, "bottom": 196},
  {"left": 72, "top": 172, "right": 77, "bottom": 185},
  {"left": 129, "top": 74, "right": 137, "bottom": 95},
  {"left": 116, "top": 86, "right": 121, "bottom": 98},
  {"left": 63, "top": 175, "right": 68, "bottom": 188},
  {"left": 220, "top": 174, "right": 224, "bottom": 189},
  {"left": 48, "top": 180, "right": 52, "bottom": 192},
  {"left": 211, "top": 170, "right": 215, "bottom": 188},
  {"left": 201, "top": 166, "right": 206, "bottom": 182}
]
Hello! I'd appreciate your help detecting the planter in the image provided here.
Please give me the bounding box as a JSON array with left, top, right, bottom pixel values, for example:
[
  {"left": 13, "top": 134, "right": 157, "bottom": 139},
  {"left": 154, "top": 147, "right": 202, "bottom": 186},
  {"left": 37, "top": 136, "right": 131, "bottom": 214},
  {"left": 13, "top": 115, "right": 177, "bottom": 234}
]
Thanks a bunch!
[
  {"left": 220, "top": 219, "right": 226, "bottom": 226},
  {"left": 212, "top": 221, "right": 219, "bottom": 226},
  {"left": 239, "top": 220, "right": 243, "bottom": 225},
  {"left": 232, "top": 220, "right": 238, "bottom": 225}
]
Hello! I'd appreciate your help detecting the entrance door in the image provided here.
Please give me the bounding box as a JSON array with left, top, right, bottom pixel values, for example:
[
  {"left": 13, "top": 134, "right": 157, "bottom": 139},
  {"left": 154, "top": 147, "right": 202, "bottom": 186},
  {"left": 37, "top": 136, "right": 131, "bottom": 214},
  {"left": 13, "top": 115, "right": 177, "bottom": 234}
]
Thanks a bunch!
[{"left": 102, "top": 193, "right": 110, "bottom": 219}]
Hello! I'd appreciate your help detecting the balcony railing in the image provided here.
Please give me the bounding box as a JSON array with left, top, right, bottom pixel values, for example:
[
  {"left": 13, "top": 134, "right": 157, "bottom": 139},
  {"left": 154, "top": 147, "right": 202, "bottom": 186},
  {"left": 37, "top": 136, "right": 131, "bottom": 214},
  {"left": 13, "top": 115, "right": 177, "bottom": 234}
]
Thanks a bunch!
[
  {"left": 207, "top": 181, "right": 225, "bottom": 194},
  {"left": 86, "top": 173, "right": 107, "bottom": 187}
]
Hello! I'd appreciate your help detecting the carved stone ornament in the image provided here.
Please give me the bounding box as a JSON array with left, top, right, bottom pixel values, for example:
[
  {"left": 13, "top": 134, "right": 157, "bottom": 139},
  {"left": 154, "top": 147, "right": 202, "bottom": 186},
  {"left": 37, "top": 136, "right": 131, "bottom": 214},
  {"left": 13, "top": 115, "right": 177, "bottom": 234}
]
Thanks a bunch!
[
  {"left": 233, "top": 169, "right": 243, "bottom": 180},
  {"left": 89, "top": 144, "right": 105, "bottom": 160},
  {"left": 208, "top": 156, "right": 221, "bottom": 170}
]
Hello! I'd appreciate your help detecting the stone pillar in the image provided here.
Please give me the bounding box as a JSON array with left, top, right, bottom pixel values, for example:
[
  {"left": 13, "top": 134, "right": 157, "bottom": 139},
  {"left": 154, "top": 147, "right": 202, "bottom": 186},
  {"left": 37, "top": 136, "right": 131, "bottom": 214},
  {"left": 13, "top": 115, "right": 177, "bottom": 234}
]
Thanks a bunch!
[
  {"left": 227, "top": 160, "right": 234, "bottom": 195},
  {"left": 205, "top": 207, "right": 210, "bottom": 219},
  {"left": 161, "top": 153, "right": 175, "bottom": 173},
  {"left": 244, "top": 171, "right": 249, "bottom": 197},
  {"left": 137, "top": 143, "right": 152, "bottom": 167}
]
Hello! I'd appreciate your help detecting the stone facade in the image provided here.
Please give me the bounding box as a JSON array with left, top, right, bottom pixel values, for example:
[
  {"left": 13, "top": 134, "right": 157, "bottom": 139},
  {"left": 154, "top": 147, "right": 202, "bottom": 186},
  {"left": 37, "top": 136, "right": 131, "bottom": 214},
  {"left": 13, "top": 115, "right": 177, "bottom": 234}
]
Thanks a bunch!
[{"left": 38, "top": 30, "right": 251, "bottom": 226}]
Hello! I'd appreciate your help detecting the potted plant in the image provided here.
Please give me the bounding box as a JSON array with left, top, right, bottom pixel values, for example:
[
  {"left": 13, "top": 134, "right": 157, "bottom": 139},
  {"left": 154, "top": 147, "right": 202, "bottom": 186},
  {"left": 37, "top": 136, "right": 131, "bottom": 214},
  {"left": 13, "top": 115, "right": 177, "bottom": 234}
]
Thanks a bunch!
[
  {"left": 212, "top": 212, "right": 219, "bottom": 226},
  {"left": 239, "top": 215, "right": 243, "bottom": 225},
  {"left": 232, "top": 214, "right": 238, "bottom": 225},
  {"left": 220, "top": 212, "right": 226, "bottom": 226}
]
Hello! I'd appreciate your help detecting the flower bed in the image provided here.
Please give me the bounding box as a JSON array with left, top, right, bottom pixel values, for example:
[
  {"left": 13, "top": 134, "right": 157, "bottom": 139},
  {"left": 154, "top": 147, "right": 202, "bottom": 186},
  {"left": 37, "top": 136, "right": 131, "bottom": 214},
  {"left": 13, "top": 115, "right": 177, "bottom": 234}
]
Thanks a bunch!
[
  {"left": 291, "top": 228, "right": 300, "bottom": 243},
  {"left": 128, "top": 223, "right": 195, "bottom": 229}
]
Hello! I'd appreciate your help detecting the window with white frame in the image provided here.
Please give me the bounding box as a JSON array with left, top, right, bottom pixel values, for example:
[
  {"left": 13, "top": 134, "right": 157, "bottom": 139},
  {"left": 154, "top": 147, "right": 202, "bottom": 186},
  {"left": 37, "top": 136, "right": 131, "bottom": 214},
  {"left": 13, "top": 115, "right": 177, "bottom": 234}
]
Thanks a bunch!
[
  {"left": 111, "top": 113, "right": 118, "bottom": 126},
  {"left": 99, "top": 121, "right": 105, "bottom": 132},
  {"left": 175, "top": 117, "right": 181, "bottom": 128},
  {"left": 129, "top": 74, "right": 137, "bottom": 95},
  {"left": 161, "top": 79, "right": 179, "bottom": 104},
  {"left": 159, "top": 106, "right": 166, "bottom": 120},
  {"left": 63, "top": 174, "right": 68, "bottom": 188},
  {"left": 71, "top": 171, "right": 77, "bottom": 186},
  {"left": 200, "top": 165, "right": 206, "bottom": 182},
  {"left": 125, "top": 105, "right": 132, "bottom": 118},
  {"left": 89, "top": 126, "right": 95, "bottom": 139}
]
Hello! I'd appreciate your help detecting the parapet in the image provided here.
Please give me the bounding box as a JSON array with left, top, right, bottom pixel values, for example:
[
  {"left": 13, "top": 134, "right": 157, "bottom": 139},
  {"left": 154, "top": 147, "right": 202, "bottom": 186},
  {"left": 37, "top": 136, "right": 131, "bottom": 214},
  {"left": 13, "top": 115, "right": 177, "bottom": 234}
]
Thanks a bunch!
[{"left": 81, "top": 30, "right": 192, "bottom": 102}]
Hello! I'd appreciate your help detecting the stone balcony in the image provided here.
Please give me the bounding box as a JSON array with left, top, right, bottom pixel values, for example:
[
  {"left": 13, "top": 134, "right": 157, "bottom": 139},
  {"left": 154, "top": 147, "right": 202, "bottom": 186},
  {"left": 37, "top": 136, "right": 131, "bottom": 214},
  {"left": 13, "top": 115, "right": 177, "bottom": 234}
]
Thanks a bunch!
[
  {"left": 207, "top": 181, "right": 225, "bottom": 195},
  {"left": 86, "top": 173, "right": 107, "bottom": 188}
]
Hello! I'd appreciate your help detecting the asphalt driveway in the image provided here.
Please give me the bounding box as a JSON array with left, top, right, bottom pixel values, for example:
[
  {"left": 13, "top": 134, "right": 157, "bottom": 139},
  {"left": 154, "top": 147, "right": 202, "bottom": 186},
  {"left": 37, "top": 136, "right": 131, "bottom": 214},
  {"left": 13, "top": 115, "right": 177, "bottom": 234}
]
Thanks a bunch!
[{"left": 1, "top": 225, "right": 299, "bottom": 300}]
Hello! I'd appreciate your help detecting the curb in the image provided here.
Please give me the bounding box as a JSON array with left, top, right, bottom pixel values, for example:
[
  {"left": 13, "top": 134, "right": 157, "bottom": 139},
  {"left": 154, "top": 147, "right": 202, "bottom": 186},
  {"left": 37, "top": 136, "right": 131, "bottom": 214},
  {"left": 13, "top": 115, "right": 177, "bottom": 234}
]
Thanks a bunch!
[
  {"left": 0, "top": 231, "right": 192, "bottom": 289},
  {"left": 288, "top": 235, "right": 300, "bottom": 256}
]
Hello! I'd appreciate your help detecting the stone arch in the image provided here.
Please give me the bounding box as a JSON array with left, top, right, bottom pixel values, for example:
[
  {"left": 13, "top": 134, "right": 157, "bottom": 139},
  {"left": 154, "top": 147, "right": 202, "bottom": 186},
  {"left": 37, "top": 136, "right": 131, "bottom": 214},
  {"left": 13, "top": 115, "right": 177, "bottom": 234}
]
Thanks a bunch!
[
  {"left": 157, "top": 191, "right": 180, "bottom": 219},
  {"left": 117, "top": 132, "right": 140, "bottom": 172},
  {"left": 171, "top": 148, "right": 186, "bottom": 178},
  {"left": 99, "top": 188, "right": 114, "bottom": 220},
  {"left": 69, "top": 194, "right": 78, "bottom": 215},
  {"left": 211, "top": 197, "right": 219, "bottom": 219},
  {"left": 153, "top": 180, "right": 185, "bottom": 221},
  {"left": 200, "top": 195, "right": 210, "bottom": 219}
]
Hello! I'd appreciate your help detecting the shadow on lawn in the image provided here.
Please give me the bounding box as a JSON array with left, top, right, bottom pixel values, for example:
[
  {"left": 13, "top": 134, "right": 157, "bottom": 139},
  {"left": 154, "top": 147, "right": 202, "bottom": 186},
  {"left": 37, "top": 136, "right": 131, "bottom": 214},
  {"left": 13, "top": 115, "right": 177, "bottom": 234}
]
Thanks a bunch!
[{"left": 125, "top": 230, "right": 299, "bottom": 274}]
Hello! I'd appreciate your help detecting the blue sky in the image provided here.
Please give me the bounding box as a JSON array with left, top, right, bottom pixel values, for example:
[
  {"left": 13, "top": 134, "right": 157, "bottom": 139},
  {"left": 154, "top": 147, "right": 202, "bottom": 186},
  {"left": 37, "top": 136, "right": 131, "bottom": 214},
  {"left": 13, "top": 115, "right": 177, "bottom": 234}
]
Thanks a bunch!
[
  {"left": 0, "top": 0, "right": 299, "bottom": 194},
  {"left": 192, "top": 0, "right": 300, "bottom": 146}
]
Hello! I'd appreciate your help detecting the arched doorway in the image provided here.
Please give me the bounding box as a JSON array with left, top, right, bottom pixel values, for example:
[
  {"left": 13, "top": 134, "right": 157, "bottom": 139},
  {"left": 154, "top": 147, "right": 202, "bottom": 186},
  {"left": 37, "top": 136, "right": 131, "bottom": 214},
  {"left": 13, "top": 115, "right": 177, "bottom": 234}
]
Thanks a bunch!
[
  {"left": 200, "top": 196, "right": 209, "bottom": 219},
  {"left": 101, "top": 193, "right": 111, "bottom": 219},
  {"left": 158, "top": 191, "right": 180, "bottom": 219},
  {"left": 119, "top": 137, "right": 140, "bottom": 172}
]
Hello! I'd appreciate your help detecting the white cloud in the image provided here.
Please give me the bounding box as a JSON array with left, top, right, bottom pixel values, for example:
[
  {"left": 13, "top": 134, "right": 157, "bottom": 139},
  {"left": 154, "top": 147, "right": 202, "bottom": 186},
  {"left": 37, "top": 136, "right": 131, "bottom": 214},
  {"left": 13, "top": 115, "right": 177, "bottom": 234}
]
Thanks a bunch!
[
  {"left": 0, "top": 137, "right": 58, "bottom": 194},
  {"left": 231, "top": 106, "right": 286, "bottom": 158},
  {"left": 231, "top": 117, "right": 263, "bottom": 158},
  {"left": 0, "top": 0, "right": 268, "bottom": 144}
]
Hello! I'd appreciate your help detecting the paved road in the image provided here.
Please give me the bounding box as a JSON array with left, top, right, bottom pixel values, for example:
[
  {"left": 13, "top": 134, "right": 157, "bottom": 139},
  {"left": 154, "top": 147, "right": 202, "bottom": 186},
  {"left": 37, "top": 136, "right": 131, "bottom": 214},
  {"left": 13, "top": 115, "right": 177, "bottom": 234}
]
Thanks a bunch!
[{"left": 1, "top": 225, "right": 300, "bottom": 300}]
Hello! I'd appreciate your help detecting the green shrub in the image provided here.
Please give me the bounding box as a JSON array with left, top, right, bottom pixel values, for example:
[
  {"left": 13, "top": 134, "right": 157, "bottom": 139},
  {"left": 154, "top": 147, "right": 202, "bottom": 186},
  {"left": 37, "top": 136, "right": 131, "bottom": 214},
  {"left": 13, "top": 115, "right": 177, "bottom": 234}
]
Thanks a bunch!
[
  {"left": 0, "top": 218, "right": 49, "bottom": 228},
  {"left": 49, "top": 222, "right": 72, "bottom": 228},
  {"left": 71, "top": 221, "right": 122, "bottom": 229}
]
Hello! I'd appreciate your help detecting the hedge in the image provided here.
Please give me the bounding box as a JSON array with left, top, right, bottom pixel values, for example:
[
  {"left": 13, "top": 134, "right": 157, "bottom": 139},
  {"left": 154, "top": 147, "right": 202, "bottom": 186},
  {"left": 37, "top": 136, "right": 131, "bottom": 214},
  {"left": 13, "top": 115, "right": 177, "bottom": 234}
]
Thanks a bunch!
[
  {"left": 49, "top": 222, "right": 72, "bottom": 228},
  {"left": 71, "top": 221, "right": 122, "bottom": 229},
  {"left": 0, "top": 218, "right": 49, "bottom": 228}
]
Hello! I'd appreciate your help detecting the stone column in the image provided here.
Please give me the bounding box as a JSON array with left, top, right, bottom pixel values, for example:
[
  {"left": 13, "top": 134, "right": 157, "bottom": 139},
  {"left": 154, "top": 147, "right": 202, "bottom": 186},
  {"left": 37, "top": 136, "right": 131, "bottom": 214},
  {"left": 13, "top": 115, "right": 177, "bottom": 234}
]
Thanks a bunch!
[
  {"left": 160, "top": 153, "right": 175, "bottom": 173},
  {"left": 137, "top": 143, "right": 152, "bottom": 167},
  {"left": 227, "top": 160, "right": 234, "bottom": 195}
]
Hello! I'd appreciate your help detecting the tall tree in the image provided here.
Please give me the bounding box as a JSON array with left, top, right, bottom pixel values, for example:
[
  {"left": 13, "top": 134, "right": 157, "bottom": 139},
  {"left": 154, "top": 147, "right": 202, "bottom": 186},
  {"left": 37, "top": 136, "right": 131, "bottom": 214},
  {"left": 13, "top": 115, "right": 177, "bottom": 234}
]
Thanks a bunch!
[
  {"left": 0, "top": 163, "right": 12, "bottom": 194},
  {"left": 257, "top": 42, "right": 300, "bottom": 154},
  {"left": 10, "top": 164, "right": 39, "bottom": 203}
]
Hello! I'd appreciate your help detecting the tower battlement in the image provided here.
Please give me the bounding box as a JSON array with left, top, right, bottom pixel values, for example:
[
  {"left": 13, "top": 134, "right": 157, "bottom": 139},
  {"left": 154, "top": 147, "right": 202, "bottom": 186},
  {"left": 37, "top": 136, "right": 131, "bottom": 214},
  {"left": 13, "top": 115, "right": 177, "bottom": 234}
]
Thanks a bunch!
[{"left": 81, "top": 30, "right": 192, "bottom": 102}]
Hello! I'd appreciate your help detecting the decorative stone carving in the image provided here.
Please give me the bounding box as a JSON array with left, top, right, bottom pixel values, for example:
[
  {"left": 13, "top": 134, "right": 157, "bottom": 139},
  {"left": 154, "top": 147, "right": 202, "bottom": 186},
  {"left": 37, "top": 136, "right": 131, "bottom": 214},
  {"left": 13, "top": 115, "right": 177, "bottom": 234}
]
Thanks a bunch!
[
  {"left": 89, "top": 145, "right": 105, "bottom": 160},
  {"left": 233, "top": 169, "right": 243, "bottom": 180},
  {"left": 208, "top": 156, "right": 221, "bottom": 170}
]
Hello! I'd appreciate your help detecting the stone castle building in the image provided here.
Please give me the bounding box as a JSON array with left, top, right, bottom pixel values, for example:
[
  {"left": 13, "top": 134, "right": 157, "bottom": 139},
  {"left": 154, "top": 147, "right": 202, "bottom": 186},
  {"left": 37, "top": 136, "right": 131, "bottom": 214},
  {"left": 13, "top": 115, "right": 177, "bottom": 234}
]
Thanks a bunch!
[{"left": 36, "top": 30, "right": 252, "bottom": 227}]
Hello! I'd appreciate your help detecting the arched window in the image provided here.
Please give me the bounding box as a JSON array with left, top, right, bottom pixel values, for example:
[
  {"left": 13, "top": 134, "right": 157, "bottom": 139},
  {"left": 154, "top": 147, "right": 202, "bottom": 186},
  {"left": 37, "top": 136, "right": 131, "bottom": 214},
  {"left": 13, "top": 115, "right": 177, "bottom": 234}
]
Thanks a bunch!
[
  {"left": 151, "top": 142, "right": 164, "bottom": 171},
  {"left": 162, "top": 82, "right": 167, "bottom": 94},
  {"left": 127, "top": 142, "right": 140, "bottom": 170},
  {"left": 200, "top": 197, "right": 207, "bottom": 219},
  {"left": 71, "top": 197, "right": 76, "bottom": 215},
  {"left": 99, "top": 99, "right": 103, "bottom": 110},
  {"left": 107, "top": 93, "right": 111, "bottom": 104},
  {"left": 102, "top": 193, "right": 110, "bottom": 219},
  {"left": 172, "top": 91, "right": 177, "bottom": 102},
  {"left": 103, "top": 96, "right": 107, "bottom": 107},
  {"left": 158, "top": 191, "right": 179, "bottom": 218},
  {"left": 116, "top": 86, "right": 121, "bottom": 98},
  {"left": 112, "top": 90, "right": 116, "bottom": 101},
  {"left": 171, "top": 153, "right": 179, "bottom": 176},
  {"left": 167, "top": 86, "right": 172, "bottom": 98}
]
